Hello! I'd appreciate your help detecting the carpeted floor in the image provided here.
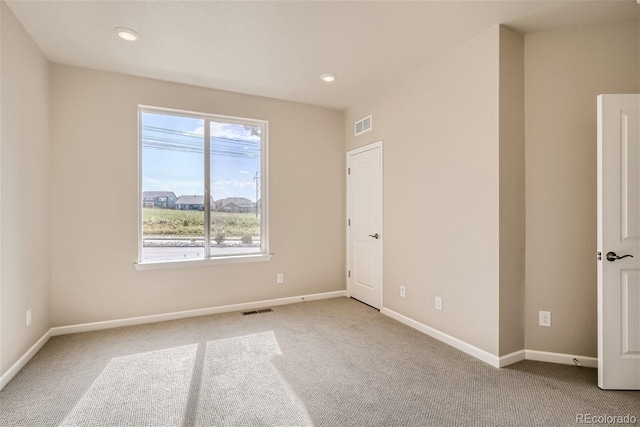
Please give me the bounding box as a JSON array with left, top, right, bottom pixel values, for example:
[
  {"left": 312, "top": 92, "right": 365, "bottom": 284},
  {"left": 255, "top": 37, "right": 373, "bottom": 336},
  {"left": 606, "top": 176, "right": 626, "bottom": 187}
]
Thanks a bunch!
[{"left": 1, "top": 297, "right": 638, "bottom": 426}]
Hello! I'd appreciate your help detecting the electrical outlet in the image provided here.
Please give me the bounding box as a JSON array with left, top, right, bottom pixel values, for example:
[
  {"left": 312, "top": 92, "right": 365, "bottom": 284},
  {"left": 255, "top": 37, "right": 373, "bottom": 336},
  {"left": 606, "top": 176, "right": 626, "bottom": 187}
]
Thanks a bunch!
[
  {"left": 435, "top": 296, "right": 442, "bottom": 311},
  {"left": 26, "top": 309, "right": 32, "bottom": 326},
  {"left": 277, "top": 273, "right": 284, "bottom": 284},
  {"left": 400, "top": 286, "right": 406, "bottom": 297},
  {"left": 539, "top": 311, "right": 551, "bottom": 327}
]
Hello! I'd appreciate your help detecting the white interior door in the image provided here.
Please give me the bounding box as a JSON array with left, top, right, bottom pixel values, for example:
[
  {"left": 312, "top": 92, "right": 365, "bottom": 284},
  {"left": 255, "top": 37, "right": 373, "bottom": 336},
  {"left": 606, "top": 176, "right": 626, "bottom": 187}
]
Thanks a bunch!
[
  {"left": 347, "top": 142, "right": 382, "bottom": 309},
  {"left": 597, "top": 94, "right": 640, "bottom": 390}
]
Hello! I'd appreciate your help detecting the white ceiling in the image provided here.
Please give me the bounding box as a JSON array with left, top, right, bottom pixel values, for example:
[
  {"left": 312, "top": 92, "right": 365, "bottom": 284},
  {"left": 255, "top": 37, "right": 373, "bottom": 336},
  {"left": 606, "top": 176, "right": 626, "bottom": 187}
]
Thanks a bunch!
[{"left": 6, "top": 0, "right": 639, "bottom": 110}]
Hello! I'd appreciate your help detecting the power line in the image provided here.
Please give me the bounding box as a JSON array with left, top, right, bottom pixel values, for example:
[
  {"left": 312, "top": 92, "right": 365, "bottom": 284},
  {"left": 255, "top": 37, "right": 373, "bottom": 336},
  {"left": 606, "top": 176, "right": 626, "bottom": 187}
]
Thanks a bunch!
[{"left": 142, "top": 125, "right": 260, "bottom": 159}]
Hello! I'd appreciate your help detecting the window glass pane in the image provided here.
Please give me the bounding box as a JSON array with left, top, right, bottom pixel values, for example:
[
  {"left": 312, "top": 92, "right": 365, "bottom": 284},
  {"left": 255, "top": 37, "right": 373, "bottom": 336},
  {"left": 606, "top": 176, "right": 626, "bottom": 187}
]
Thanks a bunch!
[
  {"left": 210, "top": 121, "right": 261, "bottom": 256},
  {"left": 141, "top": 112, "right": 205, "bottom": 262}
]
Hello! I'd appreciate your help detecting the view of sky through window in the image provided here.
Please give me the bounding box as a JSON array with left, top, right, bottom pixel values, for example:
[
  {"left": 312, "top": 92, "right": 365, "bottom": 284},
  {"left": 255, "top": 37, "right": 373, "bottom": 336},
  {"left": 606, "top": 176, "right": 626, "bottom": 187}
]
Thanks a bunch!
[{"left": 142, "top": 112, "right": 260, "bottom": 201}]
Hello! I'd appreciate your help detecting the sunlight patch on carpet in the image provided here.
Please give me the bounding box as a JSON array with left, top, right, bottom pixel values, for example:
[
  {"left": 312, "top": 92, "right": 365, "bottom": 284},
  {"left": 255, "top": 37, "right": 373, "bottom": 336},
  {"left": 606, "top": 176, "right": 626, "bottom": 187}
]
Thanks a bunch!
[
  {"left": 59, "top": 344, "right": 197, "bottom": 426},
  {"left": 194, "top": 331, "right": 313, "bottom": 426}
]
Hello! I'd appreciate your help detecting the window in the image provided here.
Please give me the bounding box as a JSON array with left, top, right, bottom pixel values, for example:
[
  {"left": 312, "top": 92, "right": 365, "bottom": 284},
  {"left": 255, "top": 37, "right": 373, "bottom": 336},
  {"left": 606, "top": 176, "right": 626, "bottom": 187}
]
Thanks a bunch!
[{"left": 138, "top": 106, "right": 268, "bottom": 266}]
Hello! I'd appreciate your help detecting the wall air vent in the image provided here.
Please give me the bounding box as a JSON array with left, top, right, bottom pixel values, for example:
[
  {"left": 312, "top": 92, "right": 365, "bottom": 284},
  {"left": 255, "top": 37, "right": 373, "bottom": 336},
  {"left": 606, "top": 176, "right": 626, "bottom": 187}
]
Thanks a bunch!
[{"left": 354, "top": 115, "right": 372, "bottom": 136}]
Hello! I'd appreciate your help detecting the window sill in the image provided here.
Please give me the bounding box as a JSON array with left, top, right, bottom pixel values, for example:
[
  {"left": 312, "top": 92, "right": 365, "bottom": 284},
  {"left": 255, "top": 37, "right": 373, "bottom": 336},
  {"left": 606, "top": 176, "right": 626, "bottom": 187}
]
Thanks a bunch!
[{"left": 135, "top": 253, "right": 272, "bottom": 270}]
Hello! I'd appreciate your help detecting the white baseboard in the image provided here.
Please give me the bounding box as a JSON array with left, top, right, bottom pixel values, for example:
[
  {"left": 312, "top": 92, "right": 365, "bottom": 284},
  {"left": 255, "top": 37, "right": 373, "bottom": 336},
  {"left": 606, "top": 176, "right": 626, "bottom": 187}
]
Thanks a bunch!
[
  {"left": 1, "top": 290, "right": 346, "bottom": 390},
  {"left": 51, "top": 290, "right": 347, "bottom": 336},
  {"left": 381, "top": 307, "right": 502, "bottom": 368},
  {"left": 499, "top": 350, "right": 526, "bottom": 367},
  {"left": 525, "top": 349, "right": 598, "bottom": 368},
  {"left": 0, "top": 329, "right": 52, "bottom": 391},
  {"left": 381, "top": 308, "right": 598, "bottom": 369}
]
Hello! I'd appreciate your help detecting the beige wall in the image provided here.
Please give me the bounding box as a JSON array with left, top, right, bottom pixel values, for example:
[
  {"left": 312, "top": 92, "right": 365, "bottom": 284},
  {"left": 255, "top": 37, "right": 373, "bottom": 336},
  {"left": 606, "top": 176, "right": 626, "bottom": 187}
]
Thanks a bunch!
[
  {"left": 498, "top": 26, "right": 525, "bottom": 356},
  {"left": 524, "top": 18, "right": 639, "bottom": 356},
  {"left": 0, "top": 2, "right": 51, "bottom": 374},
  {"left": 346, "top": 27, "right": 502, "bottom": 355},
  {"left": 346, "top": 18, "right": 639, "bottom": 359},
  {"left": 49, "top": 65, "right": 345, "bottom": 326}
]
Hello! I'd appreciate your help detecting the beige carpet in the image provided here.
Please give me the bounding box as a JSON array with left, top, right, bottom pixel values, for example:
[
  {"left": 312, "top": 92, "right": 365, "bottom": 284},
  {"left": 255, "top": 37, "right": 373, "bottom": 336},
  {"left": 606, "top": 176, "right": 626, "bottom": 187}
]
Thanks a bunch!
[{"left": 1, "top": 297, "right": 638, "bottom": 426}]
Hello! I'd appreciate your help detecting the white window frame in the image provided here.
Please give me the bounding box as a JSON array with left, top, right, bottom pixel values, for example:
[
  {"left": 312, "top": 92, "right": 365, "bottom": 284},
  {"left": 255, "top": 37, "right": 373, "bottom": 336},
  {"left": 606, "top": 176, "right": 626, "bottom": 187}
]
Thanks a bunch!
[{"left": 135, "top": 105, "right": 270, "bottom": 270}]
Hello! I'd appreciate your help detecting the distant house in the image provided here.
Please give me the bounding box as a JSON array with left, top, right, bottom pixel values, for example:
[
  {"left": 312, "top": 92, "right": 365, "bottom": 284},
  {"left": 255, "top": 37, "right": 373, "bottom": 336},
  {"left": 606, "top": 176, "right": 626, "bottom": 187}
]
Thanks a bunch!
[
  {"left": 143, "top": 191, "right": 177, "bottom": 209},
  {"left": 215, "top": 197, "right": 256, "bottom": 213},
  {"left": 175, "top": 195, "right": 214, "bottom": 211}
]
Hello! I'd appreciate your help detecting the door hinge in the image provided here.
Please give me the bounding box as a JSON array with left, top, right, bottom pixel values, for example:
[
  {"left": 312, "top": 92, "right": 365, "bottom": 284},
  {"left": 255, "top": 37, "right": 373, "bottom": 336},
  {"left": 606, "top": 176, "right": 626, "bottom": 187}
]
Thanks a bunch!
[
  {"left": 348, "top": 168, "right": 350, "bottom": 175},
  {"left": 348, "top": 270, "right": 350, "bottom": 278},
  {"left": 348, "top": 219, "right": 350, "bottom": 226}
]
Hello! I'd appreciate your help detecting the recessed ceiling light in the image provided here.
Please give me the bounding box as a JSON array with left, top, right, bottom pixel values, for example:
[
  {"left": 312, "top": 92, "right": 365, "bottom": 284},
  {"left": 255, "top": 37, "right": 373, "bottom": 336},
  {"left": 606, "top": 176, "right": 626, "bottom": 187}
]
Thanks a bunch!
[
  {"left": 320, "top": 73, "right": 337, "bottom": 83},
  {"left": 114, "top": 27, "right": 139, "bottom": 42}
]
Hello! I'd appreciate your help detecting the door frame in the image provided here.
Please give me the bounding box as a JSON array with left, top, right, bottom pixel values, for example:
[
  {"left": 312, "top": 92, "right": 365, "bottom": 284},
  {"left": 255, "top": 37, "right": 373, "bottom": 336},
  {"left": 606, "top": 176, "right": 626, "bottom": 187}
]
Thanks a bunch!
[{"left": 346, "top": 140, "right": 383, "bottom": 309}]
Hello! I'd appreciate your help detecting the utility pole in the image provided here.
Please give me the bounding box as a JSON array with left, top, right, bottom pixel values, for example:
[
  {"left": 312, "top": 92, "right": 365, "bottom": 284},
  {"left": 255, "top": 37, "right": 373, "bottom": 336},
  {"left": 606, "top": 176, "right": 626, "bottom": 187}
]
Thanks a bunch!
[{"left": 254, "top": 171, "right": 260, "bottom": 217}]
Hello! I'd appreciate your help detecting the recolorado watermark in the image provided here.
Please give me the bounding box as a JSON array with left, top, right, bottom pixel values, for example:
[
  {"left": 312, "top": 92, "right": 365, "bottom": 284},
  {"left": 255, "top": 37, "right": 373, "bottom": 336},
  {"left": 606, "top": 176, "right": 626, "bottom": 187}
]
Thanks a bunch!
[{"left": 576, "top": 414, "right": 638, "bottom": 424}]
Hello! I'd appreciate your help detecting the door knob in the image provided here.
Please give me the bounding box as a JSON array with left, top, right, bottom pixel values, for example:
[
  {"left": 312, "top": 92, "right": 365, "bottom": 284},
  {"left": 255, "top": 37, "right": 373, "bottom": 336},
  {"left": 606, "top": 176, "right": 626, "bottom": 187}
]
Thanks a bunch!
[
  {"left": 368, "top": 233, "right": 379, "bottom": 239},
  {"left": 606, "top": 251, "right": 634, "bottom": 262}
]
